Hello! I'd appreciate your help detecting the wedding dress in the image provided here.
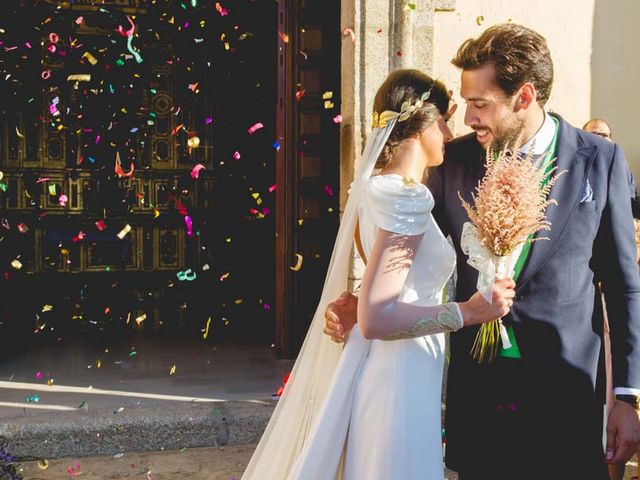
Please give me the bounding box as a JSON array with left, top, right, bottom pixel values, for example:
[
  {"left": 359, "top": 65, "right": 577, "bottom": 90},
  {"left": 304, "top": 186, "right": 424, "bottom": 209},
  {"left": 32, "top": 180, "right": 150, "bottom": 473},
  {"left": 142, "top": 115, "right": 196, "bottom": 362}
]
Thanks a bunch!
[
  {"left": 242, "top": 118, "right": 457, "bottom": 480},
  {"left": 288, "top": 174, "right": 456, "bottom": 479}
]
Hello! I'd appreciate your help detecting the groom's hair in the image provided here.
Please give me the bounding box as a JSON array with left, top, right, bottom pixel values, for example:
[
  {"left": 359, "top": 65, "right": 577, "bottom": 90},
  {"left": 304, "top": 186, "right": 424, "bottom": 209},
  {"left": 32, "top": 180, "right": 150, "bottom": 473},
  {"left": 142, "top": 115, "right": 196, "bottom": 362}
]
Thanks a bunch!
[{"left": 452, "top": 23, "right": 553, "bottom": 106}]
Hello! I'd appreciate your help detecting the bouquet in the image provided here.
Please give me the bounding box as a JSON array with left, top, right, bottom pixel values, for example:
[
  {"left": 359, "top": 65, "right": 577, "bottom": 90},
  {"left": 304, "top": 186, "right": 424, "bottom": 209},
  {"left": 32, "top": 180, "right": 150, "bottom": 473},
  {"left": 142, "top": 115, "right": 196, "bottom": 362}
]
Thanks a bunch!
[{"left": 459, "top": 139, "right": 565, "bottom": 363}]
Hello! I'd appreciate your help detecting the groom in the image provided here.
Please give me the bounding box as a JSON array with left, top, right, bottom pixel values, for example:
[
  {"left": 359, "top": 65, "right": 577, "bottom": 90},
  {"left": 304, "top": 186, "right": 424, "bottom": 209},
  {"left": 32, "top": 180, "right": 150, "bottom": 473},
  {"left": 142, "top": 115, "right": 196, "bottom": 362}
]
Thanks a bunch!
[{"left": 324, "top": 23, "right": 640, "bottom": 479}]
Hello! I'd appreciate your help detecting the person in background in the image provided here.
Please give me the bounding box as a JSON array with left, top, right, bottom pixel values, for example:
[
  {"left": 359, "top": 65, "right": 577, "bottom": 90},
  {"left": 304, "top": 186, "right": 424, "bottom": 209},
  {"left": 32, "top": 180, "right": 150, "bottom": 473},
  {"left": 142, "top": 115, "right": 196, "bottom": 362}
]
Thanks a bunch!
[{"left": 583, "top": 118, "right": 613, "bottom": 141}]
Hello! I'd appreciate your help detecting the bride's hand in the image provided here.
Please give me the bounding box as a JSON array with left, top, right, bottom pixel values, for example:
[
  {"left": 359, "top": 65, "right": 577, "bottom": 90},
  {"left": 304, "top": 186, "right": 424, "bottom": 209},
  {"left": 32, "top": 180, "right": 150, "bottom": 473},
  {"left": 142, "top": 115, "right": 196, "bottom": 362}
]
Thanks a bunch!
[{"left": 458, "top": 277, "right": 516, "bottom": 327}]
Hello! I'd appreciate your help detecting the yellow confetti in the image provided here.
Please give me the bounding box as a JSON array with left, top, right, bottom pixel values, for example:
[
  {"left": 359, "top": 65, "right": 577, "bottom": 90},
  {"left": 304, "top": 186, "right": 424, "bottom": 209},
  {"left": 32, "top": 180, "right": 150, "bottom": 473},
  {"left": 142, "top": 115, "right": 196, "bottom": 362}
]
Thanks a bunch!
[
  {"left": 169, "top": 365, "right": 176, "bottom": 375},
  {"left": 202, "top": 316, "right": 212, "bottom": 339},
  {"left": 82, "top": 51, "right": 98, "bottom": 65},
  {"left": 117, "top": 224, "right": 132, "bottom": 239},
  {"left": 11, "top": 259, "right": 22, "bottom": 270},
  {"left": 96, "top": 360, "right": 101, "bottom": 368},
  {"left": 290, "top": 253, "right": 303, "bottom": 271},
  {"left": 324, "top": 101, "right": 335, "bottom": 109},
  {"left": 322, "top": 91, "right": 333, "bottom": 100},
  {"left": 37, "top": 459, "right": 49, "bottom": 470},
  {"left": 234, "top": 299, "right": 243, "bottom": 304},
  {"left": 126, "top": 312, "right": 131, "bottom": 324},
  {"left": 135, "top": 313, "right": 147, "bottom": 325}
]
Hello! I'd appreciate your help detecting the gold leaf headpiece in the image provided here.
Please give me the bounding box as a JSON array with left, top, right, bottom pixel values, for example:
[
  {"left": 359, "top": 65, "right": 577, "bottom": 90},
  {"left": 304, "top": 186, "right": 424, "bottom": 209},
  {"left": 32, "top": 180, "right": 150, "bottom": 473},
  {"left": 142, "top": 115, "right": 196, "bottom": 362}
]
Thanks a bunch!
[{"left": 371, "top": 87, "right": 434, "bottom": 129}]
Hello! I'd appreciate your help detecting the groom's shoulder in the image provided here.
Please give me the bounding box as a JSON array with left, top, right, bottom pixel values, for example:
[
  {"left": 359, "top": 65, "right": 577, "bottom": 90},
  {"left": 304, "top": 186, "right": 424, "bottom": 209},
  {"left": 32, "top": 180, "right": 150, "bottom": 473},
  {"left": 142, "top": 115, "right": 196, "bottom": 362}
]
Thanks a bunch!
[{"left": 444, "top": 133, "right": 483, "bottom": 164}]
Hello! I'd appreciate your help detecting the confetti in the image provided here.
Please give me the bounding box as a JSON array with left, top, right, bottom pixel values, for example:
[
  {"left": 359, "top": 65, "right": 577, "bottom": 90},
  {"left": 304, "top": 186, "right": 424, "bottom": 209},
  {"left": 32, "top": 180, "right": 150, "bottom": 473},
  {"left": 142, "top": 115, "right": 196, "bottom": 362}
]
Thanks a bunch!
[
  {"left": 82, "top": 51, "right": 98, "bottom": 65},
  {"left": 333, "top": 114, "right": 343, "bottom": 124},
  {"left": 37, "top": 459, "right": 49, "bottom": 470},
  {"left": 279, "top": 32, "right": 289, "bottom": 43},
  {"left": 67, "top": 74, "right": 91, "bottom": 82},
  {"left": 95, "top": 220, "right": 107, "bottom": 231},
  {"left": 248, "top": 122, "right": 264, "bottom": 134},
  {"left": 290, "top": 253, "right": 303, "bottom": 271},
  {"left": 404, "top": 3, "right": 416, "bottom": 11},
  {"left": 117, "top": 224, "right": 132, "bottom": 239},
  {"left": 342, "top": 28, "right": 356, "bottom": 44},
  {"left": 67, "top": 461, "right": 81, "bottom": 477},
  {"left": 184, "top": 215, "right": 193, "bottom": 237},
  {"left": 203, "top": 317, "right": 212, "bottom": 339},
  {"left": 135, "top": 314, "right": 146, "bottom": 325},
  {"left": 169, "top": 365, "right": 176, "bottom": 375},
  {"left": 233, "top": 151, "right": 241, "bottom": 160},
  {"left": 11, "top": 259, "right": 22, "bottom": 270},
  {"left": 191, "top": 163, "right": 206, "bottom": 179},
  {"left": 177, "top": 269, "right": 197, "bottom": 281}
]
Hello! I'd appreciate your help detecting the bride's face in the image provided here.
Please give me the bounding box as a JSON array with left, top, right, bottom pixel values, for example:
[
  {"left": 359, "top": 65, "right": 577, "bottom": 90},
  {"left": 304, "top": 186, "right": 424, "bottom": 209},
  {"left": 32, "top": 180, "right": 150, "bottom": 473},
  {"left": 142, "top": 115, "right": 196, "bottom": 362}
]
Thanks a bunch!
[{"left": 420, "top": 117, "right": 453, "bottom": 167}]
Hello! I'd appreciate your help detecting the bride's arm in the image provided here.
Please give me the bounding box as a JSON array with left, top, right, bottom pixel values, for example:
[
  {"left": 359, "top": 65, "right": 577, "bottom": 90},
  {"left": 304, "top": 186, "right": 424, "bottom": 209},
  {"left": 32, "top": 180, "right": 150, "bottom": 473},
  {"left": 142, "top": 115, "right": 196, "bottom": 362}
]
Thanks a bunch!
[{"left": 358, "top": 228, "right": 514, "bottom": 340}]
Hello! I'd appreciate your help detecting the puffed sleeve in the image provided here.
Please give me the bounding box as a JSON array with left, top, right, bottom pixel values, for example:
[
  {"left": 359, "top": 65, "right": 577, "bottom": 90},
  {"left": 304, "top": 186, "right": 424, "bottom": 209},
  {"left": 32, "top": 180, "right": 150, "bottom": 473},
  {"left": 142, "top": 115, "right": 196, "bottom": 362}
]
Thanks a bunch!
[{"left": 366, "top": 175, "right": 434, "bottom": 236}]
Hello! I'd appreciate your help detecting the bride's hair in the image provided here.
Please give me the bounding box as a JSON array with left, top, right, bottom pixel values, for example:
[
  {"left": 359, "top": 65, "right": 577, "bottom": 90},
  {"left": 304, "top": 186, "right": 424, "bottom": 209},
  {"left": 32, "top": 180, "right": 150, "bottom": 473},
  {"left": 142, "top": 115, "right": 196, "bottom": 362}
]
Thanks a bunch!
[{"left": 373, "top": 69, "right": 449, "bottom": 168}]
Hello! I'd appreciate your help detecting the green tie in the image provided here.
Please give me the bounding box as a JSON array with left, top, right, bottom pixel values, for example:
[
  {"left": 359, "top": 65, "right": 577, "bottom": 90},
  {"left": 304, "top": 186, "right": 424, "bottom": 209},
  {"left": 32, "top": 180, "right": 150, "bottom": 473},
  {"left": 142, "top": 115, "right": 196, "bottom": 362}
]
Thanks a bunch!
[{"left": 499, "top": 116, "right": 560, "bottom": 358}]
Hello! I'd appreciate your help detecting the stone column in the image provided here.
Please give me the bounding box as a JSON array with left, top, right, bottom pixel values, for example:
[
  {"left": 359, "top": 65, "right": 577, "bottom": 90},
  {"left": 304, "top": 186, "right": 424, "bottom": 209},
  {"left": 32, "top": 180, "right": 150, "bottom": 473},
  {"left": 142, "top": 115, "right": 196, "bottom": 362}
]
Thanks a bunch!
[{"left": 340, "top": 0, "right": 437, "bottom": 290}]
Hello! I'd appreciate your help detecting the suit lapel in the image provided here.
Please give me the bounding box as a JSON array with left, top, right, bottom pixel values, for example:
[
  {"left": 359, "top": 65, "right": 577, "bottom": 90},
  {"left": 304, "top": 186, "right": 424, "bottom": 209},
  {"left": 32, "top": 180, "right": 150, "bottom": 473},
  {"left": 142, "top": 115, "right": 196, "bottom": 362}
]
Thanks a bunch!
[{"left": 516, "top": 115, "right": 598, "bottom": 289}]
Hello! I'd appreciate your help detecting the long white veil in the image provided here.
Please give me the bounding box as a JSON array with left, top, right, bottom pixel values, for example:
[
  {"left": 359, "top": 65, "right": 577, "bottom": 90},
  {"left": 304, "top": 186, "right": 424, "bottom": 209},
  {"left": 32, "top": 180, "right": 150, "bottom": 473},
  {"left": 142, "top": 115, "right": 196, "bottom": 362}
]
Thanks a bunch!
[{"left": 242, "top": 119, "right": 397, "bottom": 479}]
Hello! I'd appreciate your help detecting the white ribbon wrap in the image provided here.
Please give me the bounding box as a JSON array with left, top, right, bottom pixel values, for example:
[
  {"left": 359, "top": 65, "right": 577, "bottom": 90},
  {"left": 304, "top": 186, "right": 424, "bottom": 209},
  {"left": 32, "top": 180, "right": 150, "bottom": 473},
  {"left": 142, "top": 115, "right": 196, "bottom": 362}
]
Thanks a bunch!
[{"left": 460, "top": 222, "right": 526, "bottom": 349}]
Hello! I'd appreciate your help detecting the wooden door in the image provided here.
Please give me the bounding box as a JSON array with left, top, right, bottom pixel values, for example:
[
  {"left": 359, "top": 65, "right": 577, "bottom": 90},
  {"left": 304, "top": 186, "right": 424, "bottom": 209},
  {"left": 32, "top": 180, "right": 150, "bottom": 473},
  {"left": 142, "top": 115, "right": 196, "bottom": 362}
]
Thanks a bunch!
[{"left": 275, "top": 0, "right": 341, "bottom": 358}]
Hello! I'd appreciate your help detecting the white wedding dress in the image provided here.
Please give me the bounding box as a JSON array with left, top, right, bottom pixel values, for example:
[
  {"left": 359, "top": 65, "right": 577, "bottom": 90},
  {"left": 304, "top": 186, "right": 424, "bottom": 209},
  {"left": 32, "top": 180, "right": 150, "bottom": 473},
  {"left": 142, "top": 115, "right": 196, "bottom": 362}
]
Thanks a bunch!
[{"left": 287, "top": 174, "right": 457, "bottom": 480}]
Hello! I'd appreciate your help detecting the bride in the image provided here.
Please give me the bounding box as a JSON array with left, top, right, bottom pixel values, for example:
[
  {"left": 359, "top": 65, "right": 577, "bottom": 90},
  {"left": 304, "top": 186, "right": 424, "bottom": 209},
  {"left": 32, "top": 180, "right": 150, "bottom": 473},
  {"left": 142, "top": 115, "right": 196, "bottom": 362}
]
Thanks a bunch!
[{"left": 243, "top": 69, "right": 515, "bottom": 479}]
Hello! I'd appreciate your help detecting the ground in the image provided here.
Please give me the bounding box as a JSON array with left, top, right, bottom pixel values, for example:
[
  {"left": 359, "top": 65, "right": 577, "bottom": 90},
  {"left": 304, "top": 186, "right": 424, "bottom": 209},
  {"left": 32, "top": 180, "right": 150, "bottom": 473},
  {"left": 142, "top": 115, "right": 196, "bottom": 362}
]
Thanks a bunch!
[{"left": 18, "top": 447, "right": 639, "bottom": 480}]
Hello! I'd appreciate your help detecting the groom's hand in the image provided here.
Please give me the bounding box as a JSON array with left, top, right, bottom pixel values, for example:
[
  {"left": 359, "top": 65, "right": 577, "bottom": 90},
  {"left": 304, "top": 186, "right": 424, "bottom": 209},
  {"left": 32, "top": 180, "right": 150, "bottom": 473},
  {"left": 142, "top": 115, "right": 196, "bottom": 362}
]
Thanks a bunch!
[
  {"left": 605, "top": 400, "right": 640, "bottom": 463},
  {"left": 324, "top": 292, "right": 358, "bottom": 343}
]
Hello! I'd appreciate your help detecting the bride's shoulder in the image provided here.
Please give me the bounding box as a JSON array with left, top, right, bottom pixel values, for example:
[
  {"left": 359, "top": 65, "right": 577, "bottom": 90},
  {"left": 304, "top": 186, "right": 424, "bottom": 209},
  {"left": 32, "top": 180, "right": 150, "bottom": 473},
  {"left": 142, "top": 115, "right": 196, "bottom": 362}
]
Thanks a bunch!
[
  {"left": 364, "top": 174, "right": 434, "bottom": 236},
  {"left": 367, "top": 174, "right": 431, "bottom": 201}
]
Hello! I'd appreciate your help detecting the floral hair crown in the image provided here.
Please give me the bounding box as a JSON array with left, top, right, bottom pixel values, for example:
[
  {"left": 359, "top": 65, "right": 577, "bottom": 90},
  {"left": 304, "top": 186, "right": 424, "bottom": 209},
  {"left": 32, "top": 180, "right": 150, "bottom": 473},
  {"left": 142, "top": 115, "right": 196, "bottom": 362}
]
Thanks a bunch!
[{"left": 371, "top": 85, "right": 434, "bottom": 129}]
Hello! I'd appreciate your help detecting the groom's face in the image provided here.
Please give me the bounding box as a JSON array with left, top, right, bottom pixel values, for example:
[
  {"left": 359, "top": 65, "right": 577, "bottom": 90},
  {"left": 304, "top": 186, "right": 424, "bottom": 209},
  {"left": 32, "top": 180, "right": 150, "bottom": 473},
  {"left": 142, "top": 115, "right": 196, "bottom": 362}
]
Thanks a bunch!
[{"left": 460, "top": 63, "right": 524, "bottom": 151}]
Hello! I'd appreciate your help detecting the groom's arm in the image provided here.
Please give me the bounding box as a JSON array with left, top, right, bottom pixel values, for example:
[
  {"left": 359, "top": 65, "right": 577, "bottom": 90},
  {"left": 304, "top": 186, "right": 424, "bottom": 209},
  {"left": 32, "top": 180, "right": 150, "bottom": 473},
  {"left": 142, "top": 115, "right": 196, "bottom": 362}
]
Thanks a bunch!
[
  {"left": 595, "top": 143, "right": 640, "bottom": 463},
  {"left": 595, "top": 143, "right": 640, "bottom": 393}
]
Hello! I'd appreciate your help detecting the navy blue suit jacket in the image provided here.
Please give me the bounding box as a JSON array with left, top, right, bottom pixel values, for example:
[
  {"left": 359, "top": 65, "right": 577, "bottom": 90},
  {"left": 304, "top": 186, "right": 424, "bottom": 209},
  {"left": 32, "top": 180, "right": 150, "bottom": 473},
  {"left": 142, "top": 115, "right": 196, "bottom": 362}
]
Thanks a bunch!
[{"left": 428, "top": 114, "right": 640, "bottom": 464}]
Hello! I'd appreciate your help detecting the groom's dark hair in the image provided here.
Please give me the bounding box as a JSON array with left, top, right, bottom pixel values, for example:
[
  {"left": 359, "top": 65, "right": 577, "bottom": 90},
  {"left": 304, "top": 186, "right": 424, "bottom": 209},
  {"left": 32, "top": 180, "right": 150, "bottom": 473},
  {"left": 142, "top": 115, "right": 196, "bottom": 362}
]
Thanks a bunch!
[{"left": 452, "top": 23, "right": 553, "bottom": 106}]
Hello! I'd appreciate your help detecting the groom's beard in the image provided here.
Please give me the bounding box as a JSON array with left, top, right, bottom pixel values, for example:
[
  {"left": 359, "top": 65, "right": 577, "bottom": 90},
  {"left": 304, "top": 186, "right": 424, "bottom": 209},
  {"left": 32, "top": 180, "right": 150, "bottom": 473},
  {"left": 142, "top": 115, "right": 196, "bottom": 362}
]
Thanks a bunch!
[{"left": 474, "top": 115, "right": 525, "bottom": 152}]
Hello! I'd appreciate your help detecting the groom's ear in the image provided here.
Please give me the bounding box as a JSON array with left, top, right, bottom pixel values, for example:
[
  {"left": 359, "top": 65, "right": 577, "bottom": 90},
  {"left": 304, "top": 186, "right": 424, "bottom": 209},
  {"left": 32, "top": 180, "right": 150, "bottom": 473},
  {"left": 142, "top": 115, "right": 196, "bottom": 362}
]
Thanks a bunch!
[{"left": 515, "top": 82, "right": 536, "bottom": 111}]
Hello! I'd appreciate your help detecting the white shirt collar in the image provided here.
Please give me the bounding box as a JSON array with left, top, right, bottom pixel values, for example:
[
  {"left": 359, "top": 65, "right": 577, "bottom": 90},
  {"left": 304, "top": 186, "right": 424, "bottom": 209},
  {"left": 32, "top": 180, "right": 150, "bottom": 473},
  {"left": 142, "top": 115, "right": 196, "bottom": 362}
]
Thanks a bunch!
[{"left": 519, "top": 112, "right": 556, "bottom": 156}]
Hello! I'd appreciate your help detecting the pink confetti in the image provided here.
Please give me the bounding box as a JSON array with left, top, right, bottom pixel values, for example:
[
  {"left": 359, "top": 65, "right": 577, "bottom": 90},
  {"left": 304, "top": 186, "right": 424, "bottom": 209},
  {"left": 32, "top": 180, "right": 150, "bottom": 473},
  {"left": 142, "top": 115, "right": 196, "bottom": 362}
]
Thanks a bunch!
[
  {"left": 233, "top": 151, "right": 241, "bottom": 160},
  {"left": 36, "top": 177, "right": 50, "bottom": 184},
  {"left": 262, "top": 208, "right": 270, "bottom": 216},
  {"left": 204, "top": 117, "right": 213, "bottom": 125},
  {"left": 268, "top": 184, "right": 277, "bottom": 193},
  {"left": 343, "top": 28, "right": 356, "bottom": 44},
  {"left": 36, "top": 371, "right": 43, "bottom": 380},
  {"left": 191, "top": 163, "right": 206, "bottom": 179},
  {"left": 184, "top": 215, "right": 193, "bottom": 237},
  {"left": 215, "top": 2, "right": 229, "bottom": 16},
  {"left": 247, "top": 122, "right": 264, "bottom": 135},
  {"left": 58, "top": 194, "right": 68, "bottom": 207},
  {"left": 325, "top": 185, "right": 334, "bottom": 196},
  {"left": 75, "top": 16, "right": 84, "bottom": 25},
  {"left": 95, "top": 134, "right": 101, "bottom": 144},
  {"left": 332, "top": 114, "right": 343, "bottom": 124},
  {"left": 49, "top": 33, "right": 59, "bottom": 44},
  {"left": 67, "top": 461, "right": 81, "bottom": 477},
  {"left": 95, "top": 220, "right": 106, "bottom": 231}
]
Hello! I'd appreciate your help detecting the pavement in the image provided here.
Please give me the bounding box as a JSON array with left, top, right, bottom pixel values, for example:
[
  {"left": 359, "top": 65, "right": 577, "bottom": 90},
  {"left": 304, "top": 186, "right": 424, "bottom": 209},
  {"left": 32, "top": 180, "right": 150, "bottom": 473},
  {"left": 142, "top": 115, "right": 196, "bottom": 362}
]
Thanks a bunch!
[
  {"left": 1, "top": 338, "right": 638, "bottom": 479},
  {"left": 15, "top": 447, "right": 639, "bottom": 479},
  {"left": 0, "top": 338, "right": 290, "bottom": 458}
]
